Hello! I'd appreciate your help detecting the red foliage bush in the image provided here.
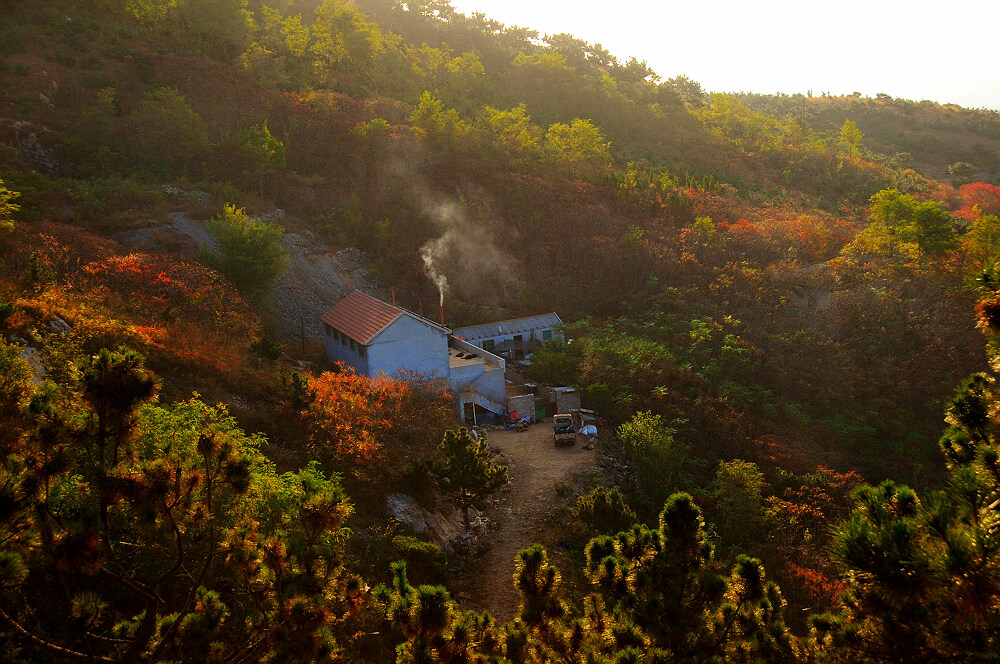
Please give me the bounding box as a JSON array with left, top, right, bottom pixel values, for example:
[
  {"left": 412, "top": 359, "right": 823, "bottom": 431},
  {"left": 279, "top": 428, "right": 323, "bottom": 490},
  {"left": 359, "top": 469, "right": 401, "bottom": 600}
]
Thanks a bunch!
[{"left": 956, "top": 182, "right": 1000, "bottom": 220}]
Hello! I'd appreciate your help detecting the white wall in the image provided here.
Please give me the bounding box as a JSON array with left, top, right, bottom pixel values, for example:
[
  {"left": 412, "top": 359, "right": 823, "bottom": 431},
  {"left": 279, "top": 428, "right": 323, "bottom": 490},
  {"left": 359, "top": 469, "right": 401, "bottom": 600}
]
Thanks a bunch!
[
  {"left": 325, "top": 330, "right": 369, "bottom": 375},
  {"left": 367, "top": 315, "right": 449, "bottom": 379}
]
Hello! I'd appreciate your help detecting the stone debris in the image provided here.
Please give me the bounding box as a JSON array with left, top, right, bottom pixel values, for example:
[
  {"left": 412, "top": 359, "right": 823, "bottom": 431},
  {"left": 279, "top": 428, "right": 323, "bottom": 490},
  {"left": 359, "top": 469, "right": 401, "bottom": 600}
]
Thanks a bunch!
[
  {"left": 11, "top": 339, "right": 45, "bottom": 385},
  {"left": 48, "top": 317, "right": 72, "bottom": 335}
]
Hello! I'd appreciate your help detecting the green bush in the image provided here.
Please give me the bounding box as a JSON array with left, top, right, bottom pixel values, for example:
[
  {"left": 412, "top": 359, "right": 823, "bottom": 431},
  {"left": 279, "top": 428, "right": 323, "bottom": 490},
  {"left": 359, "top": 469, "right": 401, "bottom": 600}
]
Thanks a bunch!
[
  {"left": 392, "top": 535, "right": 446, "bottom": 583},
  {"left": 200, "top": 204, "right": 288, "bottom": 303}
]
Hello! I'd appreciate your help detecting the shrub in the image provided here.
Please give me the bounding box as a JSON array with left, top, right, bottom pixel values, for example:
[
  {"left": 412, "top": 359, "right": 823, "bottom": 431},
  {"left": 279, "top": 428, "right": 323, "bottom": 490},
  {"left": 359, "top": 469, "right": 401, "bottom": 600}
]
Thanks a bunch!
[{"left": 200, "top": 203, "right": 288, "bottom": 303}]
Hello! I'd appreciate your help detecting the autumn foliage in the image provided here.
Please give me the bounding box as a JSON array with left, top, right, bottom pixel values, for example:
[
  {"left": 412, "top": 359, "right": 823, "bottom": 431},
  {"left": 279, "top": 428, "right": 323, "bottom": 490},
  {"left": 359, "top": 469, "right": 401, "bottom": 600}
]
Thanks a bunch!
[{"left": 303, "top": 367, "right": 456, "bottom": 484}]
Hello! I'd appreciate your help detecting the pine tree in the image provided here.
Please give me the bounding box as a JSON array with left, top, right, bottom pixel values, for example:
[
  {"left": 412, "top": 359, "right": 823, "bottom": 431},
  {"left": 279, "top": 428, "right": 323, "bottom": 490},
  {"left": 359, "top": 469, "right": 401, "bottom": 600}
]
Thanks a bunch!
[{"left": 434, "top": 428, "right": 508, "bottom": 530}]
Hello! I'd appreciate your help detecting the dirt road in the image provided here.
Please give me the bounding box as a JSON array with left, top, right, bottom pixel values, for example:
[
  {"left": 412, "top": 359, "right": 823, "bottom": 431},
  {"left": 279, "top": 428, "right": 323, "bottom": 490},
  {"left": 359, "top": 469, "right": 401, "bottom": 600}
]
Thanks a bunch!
[{"left": 452, "top": 421, "right": 599, "bottom": 620}]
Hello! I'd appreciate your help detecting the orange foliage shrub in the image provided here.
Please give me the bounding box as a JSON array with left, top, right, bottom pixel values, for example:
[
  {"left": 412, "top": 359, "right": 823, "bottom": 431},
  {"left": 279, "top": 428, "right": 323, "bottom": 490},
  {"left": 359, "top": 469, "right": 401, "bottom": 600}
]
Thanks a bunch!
[
  {"left": 765, "top": 466, "right": 862, "bottom": 613},
  {"left": 1, "top": 223, "right": 259, "bottom": 381},
  {"left": 304, "top": 367, "right": 456, "bottom": 483},
  {"left": 956, "top": 182, "right": 1000, "bottom": 220}
]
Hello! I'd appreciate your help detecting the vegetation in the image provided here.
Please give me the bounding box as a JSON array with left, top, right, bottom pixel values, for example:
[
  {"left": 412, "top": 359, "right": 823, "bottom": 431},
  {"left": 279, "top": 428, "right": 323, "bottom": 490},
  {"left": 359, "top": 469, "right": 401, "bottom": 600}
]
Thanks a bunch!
[
  {"left": 201, "top": 203, "right": 288, "bottom": 303},
  {"left": 1, "top": 0, "right": 1000, "bottom": 661},
  {"left": 433, "top": 428, "right": 508, "bottom": 530}
]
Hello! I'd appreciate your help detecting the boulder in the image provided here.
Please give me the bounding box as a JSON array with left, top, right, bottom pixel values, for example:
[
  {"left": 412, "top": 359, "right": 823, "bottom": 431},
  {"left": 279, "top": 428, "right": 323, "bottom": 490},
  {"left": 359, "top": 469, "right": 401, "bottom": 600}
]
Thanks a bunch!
[{"left": 386, "top": 492, "right": 478, "bottom": 554}]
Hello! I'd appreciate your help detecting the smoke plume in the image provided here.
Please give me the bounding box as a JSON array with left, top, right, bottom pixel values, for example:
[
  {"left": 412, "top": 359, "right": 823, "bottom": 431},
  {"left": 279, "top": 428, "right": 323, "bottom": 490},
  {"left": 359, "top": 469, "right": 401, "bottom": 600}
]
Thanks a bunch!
[
  {"left": 421, "top": 239, "right": 449, "bottom": 306},
  {"left": 416, "top": 191, "right": 518, "bottom": 307}
]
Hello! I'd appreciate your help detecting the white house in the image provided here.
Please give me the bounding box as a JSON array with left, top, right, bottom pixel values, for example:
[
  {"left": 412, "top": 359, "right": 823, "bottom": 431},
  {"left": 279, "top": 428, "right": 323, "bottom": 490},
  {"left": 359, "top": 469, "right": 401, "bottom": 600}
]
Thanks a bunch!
[
  {"left": 451, "top": 313, "right": 563, "bottom": 360},
  {"left": 321, "top": 290, "right": 451, "bottom": 379},
  {"left": 320, "top": 291, "right": 509, "bottom": 418}
]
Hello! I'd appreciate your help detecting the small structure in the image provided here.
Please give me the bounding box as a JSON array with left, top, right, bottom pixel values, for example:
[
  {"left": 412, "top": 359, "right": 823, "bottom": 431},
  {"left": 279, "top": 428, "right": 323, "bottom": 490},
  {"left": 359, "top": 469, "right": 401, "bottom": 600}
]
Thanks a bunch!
[
  {"left": 452, "top": 313, "right": 563, "bottom": 361},
  {"left": 548, "top": 386, "right": 581, "bottom": 415},
  {"left": 321, "top": 290, "right": 450, "bottom": 379}
]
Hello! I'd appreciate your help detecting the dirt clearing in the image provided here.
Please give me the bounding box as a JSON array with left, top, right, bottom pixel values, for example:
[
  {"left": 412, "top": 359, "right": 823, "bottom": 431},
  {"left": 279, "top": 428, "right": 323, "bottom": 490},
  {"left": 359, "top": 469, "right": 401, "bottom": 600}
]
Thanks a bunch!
[{"left": 451, "top": 421, "right": 601, "bottom": 620}]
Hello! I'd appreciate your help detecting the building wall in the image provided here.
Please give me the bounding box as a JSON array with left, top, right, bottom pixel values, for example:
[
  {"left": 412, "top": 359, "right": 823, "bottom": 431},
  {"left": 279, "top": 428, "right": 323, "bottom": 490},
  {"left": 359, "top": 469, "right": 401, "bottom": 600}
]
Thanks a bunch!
[
  {"left": 366, "top": 315, "right": 449, "bottom": 379},
  {"left": 464, "top": 326, "right": 558, "bottom": 351},
  {"left": 325, "top": 328, "right": 370, "bottom": 375},
  {"left": 452, "top": 364, "right": 505, "bottom": 406}
]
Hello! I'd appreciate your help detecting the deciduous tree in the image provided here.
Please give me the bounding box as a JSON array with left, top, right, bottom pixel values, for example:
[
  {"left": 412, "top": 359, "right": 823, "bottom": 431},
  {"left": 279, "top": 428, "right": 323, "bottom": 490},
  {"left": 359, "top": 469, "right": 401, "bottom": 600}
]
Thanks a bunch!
[{"left": 201, "top": 203, "right": 288, "bottom": 303}]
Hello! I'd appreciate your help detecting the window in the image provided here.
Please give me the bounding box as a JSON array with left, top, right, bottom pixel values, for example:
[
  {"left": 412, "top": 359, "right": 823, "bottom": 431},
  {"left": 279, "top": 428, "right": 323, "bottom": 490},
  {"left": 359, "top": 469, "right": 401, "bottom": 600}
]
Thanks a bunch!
[
  {"left": 324, "top": 323, "right": 332, "bottom": 336},
  {"left": 513, "top": 334, "right": 523, "bottom": 342},
  {"left": 340, "top": 332, "right": 347, "bottom": 346},
  {"left": 483, "top": 339, "right": 495, "bottom": 352},
  {"left": 358, "top": 345, "right": 366, "bottom": 358},
  {"left": 350, "top": 339, "right": 356, "bottom": 352},
  {"left": 542, "top": 329, "right": 552, "bottom": 341}
]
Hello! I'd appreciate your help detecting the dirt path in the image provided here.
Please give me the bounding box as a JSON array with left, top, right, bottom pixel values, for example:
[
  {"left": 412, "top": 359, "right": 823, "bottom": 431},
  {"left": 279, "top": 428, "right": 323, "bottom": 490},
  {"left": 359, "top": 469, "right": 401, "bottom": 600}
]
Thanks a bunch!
[{"left": 452, "top": 422, "right": 598, "bottom": 620}]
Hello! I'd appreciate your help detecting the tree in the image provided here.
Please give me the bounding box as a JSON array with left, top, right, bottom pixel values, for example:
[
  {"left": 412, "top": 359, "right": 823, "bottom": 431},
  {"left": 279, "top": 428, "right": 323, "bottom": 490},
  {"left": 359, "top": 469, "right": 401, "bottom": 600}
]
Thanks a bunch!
[
  {"left": 433, "top": 428, "right": 507, "bottom": 530},
  {"left": 0, "top": 178, "right": 20, "bottom": 233},
  {"left": 846, "top": 188, "right": 957, "bottom": 265},
  {"left": 543, "top": 118, "right": 612, "bottom": 179},
  {"left": 668, "top": 74, "right": 705, "bottom": 107},
  {"left": 381, "top": 562, "right": 502, "bottom": 663},
  {"left": 477, "top": 104, "right": 542, "bottom": 160},
  {"left": 948, "top": 161, "right": 977, "bottom": 187},
  {"left": 311, "top": 0, "right": 384, "bottom": 92},
  {"left": 201, "top": 203, "right": 288, "bottom": 303},
  {"left": 124, "top": 0, "right": 177, "bottom": 23},
  {"left": 237, "top": 122, "right": 286, "bottom": 194},
  {"left": 410, "top": 91, "right": 470, "bottom": 146},
  {"left": 710, "top": 459, "right": 770, "bottom": 552},
  {"left": 838, "top": 119, "right": 863, "bottom": 157},
  {"left": 616, "top": 410, "right": 689, "bottom": 508},
  {"left": 0, "top": 354, "right": 365, "bottom": 662},
  {"left": 129, "top": 87, "right": 210, "bottom": 177},
  {"left": 584, "top": 492, "right": 797, "bottom": 662},
  {"left": 522, "top": 337, "right": 579, "bottom": 387},
  {"left": 574, "top": 485, "right": 637, "bottom": 535},
  {"left": 811, "top": 282, "right": 1000, "bottom": 662}
]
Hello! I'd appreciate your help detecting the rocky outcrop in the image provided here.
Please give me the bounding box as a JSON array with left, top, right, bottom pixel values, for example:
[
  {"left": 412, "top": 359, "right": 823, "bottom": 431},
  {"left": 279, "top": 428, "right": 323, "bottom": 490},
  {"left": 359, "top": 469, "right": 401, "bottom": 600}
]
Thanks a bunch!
[
  {"left": 386, "top": 492, "right": 485, "bottom": 554},
  {"left": 0, "top": 119, "right": 59, "bottom": 174}
]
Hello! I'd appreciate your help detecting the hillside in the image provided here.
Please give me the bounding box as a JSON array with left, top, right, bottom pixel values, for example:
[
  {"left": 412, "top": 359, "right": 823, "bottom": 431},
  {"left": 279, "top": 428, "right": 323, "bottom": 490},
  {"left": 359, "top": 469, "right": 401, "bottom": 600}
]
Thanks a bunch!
[{"left": 3, "top": 1, "right": 1000, "bottom": 662}]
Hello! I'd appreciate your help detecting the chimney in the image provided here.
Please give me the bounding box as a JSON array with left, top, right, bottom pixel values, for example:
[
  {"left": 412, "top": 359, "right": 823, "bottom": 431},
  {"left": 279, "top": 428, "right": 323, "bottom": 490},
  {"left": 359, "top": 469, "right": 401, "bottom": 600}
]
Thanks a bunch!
[
  {"left": 440, "top": 304, "right": 445, "bottom": 326},
  {"left": 391, "top": 287, "right": 396, "bottom": 305}
]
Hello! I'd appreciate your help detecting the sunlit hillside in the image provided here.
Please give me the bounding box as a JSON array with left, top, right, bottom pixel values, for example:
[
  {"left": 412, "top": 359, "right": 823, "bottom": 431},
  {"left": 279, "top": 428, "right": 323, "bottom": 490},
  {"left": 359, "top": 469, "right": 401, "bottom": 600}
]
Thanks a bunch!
[{"left": 2, "top": 1, "right": 1000, "bottom": 661}]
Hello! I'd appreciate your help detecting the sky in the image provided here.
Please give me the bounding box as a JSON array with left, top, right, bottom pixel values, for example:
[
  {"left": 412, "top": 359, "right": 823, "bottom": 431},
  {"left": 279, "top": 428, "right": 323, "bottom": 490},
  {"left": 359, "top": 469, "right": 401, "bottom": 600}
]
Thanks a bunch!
[{"left": 447, "top": 0, "right": 1000, "bottom": 111}]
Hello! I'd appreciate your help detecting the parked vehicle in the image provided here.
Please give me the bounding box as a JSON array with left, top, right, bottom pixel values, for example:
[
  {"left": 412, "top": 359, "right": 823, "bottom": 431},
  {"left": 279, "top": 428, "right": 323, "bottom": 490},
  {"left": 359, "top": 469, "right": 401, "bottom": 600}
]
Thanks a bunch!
[{"left": 553, "top": 414, "right": 575, "bottom": 446}]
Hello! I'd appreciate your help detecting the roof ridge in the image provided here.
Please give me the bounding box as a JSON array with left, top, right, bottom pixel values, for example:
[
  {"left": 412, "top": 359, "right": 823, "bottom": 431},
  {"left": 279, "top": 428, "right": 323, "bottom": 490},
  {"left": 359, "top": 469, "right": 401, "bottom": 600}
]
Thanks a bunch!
[
  {"left": 452, "top": 312, "right": 561, "bottom": 330},
  {"left": 320, "top": 290, "right": 450, "bottom": 345}
]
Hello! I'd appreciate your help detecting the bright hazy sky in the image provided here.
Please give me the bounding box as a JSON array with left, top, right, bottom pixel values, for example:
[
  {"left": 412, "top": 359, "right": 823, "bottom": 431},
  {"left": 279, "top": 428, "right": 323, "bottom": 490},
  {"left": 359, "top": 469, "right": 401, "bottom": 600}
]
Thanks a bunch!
[{"left": 448, "top": 0, "right": 1000, "bottom": 111}]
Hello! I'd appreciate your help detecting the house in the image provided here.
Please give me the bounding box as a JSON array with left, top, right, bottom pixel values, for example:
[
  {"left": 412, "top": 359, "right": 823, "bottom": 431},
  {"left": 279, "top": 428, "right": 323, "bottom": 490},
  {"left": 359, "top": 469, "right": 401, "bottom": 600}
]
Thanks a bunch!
[
  {"left": 320, "top": 291, "right": 508, "bottom": 419},
  {"left": 451, "top": 313, "right": 563, "bottom": 361},
  {"left": 321, "top": 290, "right": 451, "bottom": 379}
]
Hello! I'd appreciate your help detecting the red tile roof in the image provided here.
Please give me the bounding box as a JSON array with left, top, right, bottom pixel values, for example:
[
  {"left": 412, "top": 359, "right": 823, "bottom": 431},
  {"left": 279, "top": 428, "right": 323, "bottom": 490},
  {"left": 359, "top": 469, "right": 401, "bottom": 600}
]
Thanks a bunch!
[{"left": 321, "top": 291, "right": 403, "bottom": 345}]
